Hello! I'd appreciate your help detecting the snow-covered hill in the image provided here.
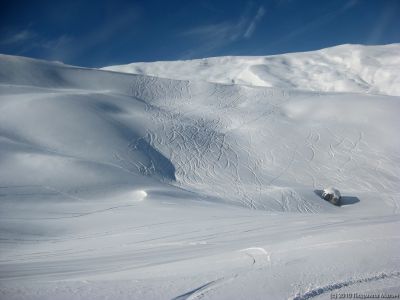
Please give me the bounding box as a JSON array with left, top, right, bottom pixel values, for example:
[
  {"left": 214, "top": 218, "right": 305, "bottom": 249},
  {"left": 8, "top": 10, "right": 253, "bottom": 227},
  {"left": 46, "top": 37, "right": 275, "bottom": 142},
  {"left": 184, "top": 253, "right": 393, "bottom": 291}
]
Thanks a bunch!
[
  {"left": 1, "top": 45, "right": 400, "bottom": 299},
  {"left": 103, "top": 44, "right": 400, "bottom": 96}
]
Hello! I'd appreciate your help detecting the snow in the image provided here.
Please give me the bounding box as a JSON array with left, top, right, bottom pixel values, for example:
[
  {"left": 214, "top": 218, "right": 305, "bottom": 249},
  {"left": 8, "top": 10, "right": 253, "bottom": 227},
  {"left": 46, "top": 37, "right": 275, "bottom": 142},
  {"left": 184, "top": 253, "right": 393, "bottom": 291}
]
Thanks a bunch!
[
  {"left": 1, "top": 44, "right": 400, "bottom": 299},
  {"left": 102, "top": 44, "right": 400, "bottom": 96}
]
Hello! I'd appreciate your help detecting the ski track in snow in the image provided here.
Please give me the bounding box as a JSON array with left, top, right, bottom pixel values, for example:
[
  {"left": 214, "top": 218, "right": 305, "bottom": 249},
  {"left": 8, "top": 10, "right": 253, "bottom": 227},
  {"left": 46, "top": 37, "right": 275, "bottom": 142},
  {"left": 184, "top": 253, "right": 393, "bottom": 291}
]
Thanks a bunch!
[
  {"left": 291, "top": 272, "right": 400, "bottom": 300},
  {"left": 172, "top": 276, "right": 239, "bottom": 300},
  {"left": 1, "top": 45, "right": 400, "bottom": 299}
]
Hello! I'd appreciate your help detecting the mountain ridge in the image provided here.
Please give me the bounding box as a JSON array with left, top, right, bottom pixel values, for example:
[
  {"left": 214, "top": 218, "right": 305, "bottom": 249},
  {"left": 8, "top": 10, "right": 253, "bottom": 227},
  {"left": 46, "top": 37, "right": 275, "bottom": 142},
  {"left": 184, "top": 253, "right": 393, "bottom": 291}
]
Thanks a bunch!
[{"left": 102, "top": 43, "right": 400, "bottom": 96}]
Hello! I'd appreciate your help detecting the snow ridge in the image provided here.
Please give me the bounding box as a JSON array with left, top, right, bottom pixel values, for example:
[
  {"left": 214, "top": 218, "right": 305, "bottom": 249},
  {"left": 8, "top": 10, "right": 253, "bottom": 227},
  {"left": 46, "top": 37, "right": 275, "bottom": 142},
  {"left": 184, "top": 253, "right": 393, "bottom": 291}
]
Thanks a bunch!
[
  {"left": 103, "top": 44, "right": 400, "bottom": 96},
  {"left": 1, "top": 44, "right": 400, "bottom": 299}
]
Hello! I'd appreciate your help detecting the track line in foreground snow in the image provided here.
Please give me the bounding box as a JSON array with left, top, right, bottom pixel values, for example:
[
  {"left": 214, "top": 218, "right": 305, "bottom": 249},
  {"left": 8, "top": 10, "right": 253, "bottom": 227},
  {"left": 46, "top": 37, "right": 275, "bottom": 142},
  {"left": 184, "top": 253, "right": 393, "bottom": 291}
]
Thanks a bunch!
[
  {"left": 172, "top": 275, "right": 239, "bottom": 300},
  {"left": 291, "top": 271, "right": 400, "bottom": 300}
]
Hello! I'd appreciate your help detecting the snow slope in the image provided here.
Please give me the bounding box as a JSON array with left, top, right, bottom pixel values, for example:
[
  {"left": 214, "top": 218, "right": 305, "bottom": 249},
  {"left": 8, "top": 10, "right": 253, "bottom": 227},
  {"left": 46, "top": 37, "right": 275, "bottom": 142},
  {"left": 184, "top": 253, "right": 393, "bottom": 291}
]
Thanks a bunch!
[
  {"left": 1, "top": 45, "right": 400, "bottom": 299},
  {"left": 103, "top": 44, "right": 400, "bottom": 96}
]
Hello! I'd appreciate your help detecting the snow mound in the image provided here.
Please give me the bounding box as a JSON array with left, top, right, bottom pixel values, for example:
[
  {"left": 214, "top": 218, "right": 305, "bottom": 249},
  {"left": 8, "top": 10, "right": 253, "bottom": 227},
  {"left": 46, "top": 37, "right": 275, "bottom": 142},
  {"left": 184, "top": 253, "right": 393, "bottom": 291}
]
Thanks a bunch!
[
  {"left": 1, "top": 49, "right": 400, "bottom": 299},
  {"left": 0, "top": 53, "right": 399, "bottom": 214},
  {"left": 102, "top": 44, "right": 400, "bottom": 96}
]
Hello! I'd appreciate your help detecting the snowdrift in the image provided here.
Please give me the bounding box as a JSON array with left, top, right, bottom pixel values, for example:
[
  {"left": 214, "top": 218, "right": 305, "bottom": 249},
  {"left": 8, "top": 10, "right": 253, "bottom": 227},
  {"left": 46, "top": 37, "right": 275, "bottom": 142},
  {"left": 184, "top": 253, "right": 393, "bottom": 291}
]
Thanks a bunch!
[
  {"left": 1, "top": 45, "right": 400, "bottom": 299},
  {"left": 1, "top": 51, "right": 399, "bottom": 213}
]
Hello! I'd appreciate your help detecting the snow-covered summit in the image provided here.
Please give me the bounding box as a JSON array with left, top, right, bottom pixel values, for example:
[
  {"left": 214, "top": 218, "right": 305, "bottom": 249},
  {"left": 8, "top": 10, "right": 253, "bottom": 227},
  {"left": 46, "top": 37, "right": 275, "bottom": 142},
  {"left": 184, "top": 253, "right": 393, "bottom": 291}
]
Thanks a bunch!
[{"left": 103, "top": 43, "right": 400, "bottom": 96}]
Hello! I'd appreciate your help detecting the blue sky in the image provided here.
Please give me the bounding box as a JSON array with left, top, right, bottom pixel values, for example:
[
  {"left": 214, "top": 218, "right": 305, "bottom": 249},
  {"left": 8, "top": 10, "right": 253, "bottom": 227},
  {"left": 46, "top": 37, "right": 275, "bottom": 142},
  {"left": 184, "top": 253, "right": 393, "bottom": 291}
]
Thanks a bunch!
[{"left": 1, "top": 0, "right": 399, "bottom": 67}]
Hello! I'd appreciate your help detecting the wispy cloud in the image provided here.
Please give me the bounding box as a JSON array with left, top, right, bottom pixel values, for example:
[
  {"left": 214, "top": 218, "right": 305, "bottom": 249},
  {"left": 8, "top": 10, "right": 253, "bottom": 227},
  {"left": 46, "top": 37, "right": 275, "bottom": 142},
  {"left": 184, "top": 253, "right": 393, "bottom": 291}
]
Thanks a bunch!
[
  {"left": 0, "top": 29, "right": 36, "bottom": 45},
  {"left": 367, "top": 1, "right": 398, "bottom": 44},
  {"left": 180, "top": 4, "right": 266, "bottom": 58},
  {"left": 36, "top": 6, "right": 139, "bottom": 64},
  {"left": 244, "top": 6, "right": 266, "bottom": 38},
  {"left": 0, "top": 4, "right": 140, "bottom": 65},
  {"left": 0, "top": 26, "right": 74, "bottom": 60},
  {"left": 343, "top": 0, "right": 359, "bottom": 11},
  {"left": 182, "top": 21, "right": 244, "bottom": 43},
  {"left": 263, "top": 1, "right": 359, "bottom": 51}
]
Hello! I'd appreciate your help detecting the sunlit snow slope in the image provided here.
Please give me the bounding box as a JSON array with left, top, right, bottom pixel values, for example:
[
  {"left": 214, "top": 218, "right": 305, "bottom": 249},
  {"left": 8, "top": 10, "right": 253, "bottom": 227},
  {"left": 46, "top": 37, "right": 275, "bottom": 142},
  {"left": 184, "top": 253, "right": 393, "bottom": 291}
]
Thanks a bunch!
[
  {"left": 1, "top": 44, "right": 400, "bottom": 300},
  {"left": 103, "top": 43, "right": 400, "bottom": 96}
]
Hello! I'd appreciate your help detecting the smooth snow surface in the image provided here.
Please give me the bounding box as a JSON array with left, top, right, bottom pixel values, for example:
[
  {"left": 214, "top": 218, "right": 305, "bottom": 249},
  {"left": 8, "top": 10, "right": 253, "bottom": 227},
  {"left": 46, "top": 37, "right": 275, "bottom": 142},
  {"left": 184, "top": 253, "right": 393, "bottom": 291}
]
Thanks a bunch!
[{"left": 1, "top": 44, "right": 400, "bottom": 299}]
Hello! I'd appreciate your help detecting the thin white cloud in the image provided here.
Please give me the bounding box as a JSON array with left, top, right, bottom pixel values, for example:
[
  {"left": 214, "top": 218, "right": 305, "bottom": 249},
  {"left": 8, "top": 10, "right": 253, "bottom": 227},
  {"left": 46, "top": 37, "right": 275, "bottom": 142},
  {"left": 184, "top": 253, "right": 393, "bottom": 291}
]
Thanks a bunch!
[
  {"left": 0, "top": 27, "right": 74, "bottom": 59},
  {"left": 264, "top": 1, "right": 359, "bottom": 50},
  {"left": 182, "top": 22, "right": 242, "bottom": 42},
  {"left": 1, "top": 5, "right": 139, "bottom": 64},
  {"left": 0, "top": 29, "right": 36, "bottom": 45},
  {"left": 42, "top": 35, "right": 72, "bottom": 50},
  {"left": 180, "top": 5, "right": 266, "bottom": 58},
  {"left": 367, "top": 2, "right": 397, "bottom": 44},
  {"left": 180, "top": 20, "right": 247, "bottom": 59},
  {"left": 343, "top": 0, "right": 359, "bottom": 10},
  {"left": 53, "top": 7, "right": 139, "bottom": 63},
  {"left": 244, "top": 6, "right": 266, "bottom": 39}
]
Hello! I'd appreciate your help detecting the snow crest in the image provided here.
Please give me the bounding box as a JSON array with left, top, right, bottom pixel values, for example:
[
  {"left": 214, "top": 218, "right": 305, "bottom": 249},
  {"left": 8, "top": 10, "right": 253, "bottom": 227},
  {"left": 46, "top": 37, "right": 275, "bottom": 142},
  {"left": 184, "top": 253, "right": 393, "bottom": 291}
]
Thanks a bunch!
[{"left": 102, "top": 44, "right": 400, "bottom": 96}]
